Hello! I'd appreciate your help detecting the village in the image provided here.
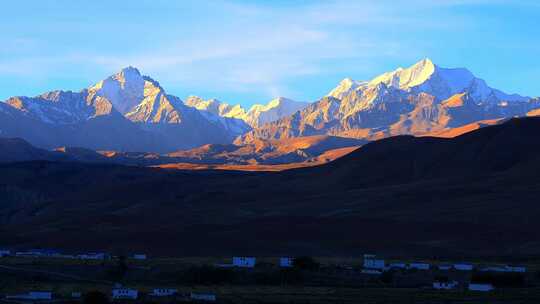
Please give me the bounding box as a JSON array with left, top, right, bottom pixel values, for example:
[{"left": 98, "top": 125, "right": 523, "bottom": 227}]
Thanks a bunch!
[{"left": 0, "top": 248, "right": 539, "bottom": 303}]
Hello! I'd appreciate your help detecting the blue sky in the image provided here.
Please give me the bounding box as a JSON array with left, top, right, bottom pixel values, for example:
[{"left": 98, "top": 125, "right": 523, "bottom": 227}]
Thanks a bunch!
[{"left": 1, "top": 0, "right": 539, "bottom": 107}]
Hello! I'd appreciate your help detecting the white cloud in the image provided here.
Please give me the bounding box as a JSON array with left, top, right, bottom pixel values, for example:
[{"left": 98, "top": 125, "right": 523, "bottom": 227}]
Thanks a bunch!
[{"left": 2, "top": 0, "right": 536, "bottom": 101}]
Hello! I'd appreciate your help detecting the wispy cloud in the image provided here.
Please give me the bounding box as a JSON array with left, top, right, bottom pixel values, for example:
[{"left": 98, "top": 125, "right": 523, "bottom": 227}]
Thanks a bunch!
[{"left": 1, "top": 0, "right": 538, "bottom": 102}]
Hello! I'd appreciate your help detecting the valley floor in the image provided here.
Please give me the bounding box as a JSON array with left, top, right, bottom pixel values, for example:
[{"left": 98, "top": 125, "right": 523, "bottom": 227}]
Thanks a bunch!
[{"left": 1, "top": 256, "right": 540, "bottom": 303}]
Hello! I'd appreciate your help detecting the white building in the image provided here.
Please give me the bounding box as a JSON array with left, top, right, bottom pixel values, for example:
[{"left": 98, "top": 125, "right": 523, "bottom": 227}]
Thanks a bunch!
[
  {"left": 279, "top": 257, "right": 293, "bottom": 268},
  {"left": 454, "top": 263, "right": 473, "bottom": 271},
  {"left": 433, "top": 281, "right": 458, "bottom": 290},
  {"left": 506, "top": 265, "right": 526, "bottom": 273},
  {"left": 480, "top": 265, "right": 526, "bottom": 273},
  {"left": 469, "top": 283, "right": 494, "bottom": 292},
  {"left": 6, "top": 291, "right": 53, "bottom": 300},
  {"left": 480, "top": 266, "right": 507, "bottom": 272},
  {"left": 133, "top": 254, "right": 147, "bottom": 260},
  {"left": 361, "top": 269, "right": 382, "bottom": 275},
  {"left": 409, "top": 262, "right": 430, "bottom": 270},
  {"left": 71, "top": 292, "right": 82, "bottom": 298},
  {"left": 388, "top": 262, "right": 407, "bottom": 269},
  {"left": 233, "top": 257, "right": 256, "bottom": 268},
  {"left": 112, "top": 288, "right": 138, "bottom": 299},
  {"left": 15, "top": 249, "right": 61, "bottom": 258},
  {"left": 77, "top": 252, "right": 107, "bottom": 260},
  {"left": 363, "top": 254, "right": 385, "bottom": 270},
  {"left": 150, "top": 288, "right": 177, "bottom": 297},
  {"left": 191, "top": 292, "right": 216, "bottom": 302}
]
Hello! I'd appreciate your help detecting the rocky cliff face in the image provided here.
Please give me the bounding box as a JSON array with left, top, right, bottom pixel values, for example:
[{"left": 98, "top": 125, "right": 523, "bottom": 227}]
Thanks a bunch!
[
  {"left": 236, "top": 58, "right": 539, "bottom": 144},
  {"left": 0, "top": 67, "right": 240, "bottom": 152}
]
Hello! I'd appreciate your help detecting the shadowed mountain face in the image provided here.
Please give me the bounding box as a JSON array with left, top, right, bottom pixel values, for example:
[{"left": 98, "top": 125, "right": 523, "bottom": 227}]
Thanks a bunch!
[
  {"left": 0, "top": 135, "right": 364, "bottom": 168},
  {"left": 236, "top": 59, "right": 540, "bottom": 144},
  {"left": 1, "top": 117, "right": 540, "bottom": 257},
  {"left": 0, "top": 138, "right": 67, "bottom": 162},
  {"left": 1, "top": 68, "right": 238, "bottom": 152},
  {"left": 2, "top": 59, "right": 538, "bottom": 156},
  {"left": 0, "top": 68, "right": 313, "bottom": 153}
]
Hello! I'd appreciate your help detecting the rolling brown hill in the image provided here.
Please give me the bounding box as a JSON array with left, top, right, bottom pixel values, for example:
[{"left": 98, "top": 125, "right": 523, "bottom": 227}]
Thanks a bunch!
[
  {"left": 49, "top": 135, "right": 365, "bottom": 168},
  {"left": 1, "top": 117, "right": 540, "bottom": 258},
  {"left": 0, "top": 138, "right": 69, "bottom": 163}
]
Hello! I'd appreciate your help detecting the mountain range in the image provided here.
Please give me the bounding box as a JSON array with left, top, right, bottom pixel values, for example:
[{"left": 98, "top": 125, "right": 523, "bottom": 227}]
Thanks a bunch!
[
  {"left": 0, "top": 67, "right": 308, "bottom": 153},
  {"left": 236, "top": 58, "right": 540, "bottom": 144},
  {"left": 185, "top": 96, "right": 309, "bottom": 128},
  {"left": 1, "top": 58, "right": 539, "bottom": 162}
]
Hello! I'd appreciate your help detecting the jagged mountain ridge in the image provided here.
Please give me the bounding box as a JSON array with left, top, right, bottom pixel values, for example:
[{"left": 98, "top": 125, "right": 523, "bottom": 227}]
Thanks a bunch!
[
  {"left": 236, "top": 58, "right": 539, "bottom": 144},
  {"left": 0, "top": 67, "right": 310, "bottom": 152},
  {"left": 184, "top": 96, "right": 310, "bottom": 128},
  {"left": 0, "top": 68, "right": 251, "bottom": 152},
  {"left": 2, "top": 59, "right": 539, "bottom": 154}
]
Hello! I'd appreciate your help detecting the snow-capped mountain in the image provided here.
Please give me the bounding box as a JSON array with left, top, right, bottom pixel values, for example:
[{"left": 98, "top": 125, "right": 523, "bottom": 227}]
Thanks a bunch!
[
  {"left": 366, "top": 58, "right": 527, "bottom": 102},
  {"left": 237, "top": 58, "right": 540, "bottom": 144},
  {"left": 244, "top": 97, "right": 310, "bottom": 127},
  {"left": 0, "top": 68, "right": 242, "bottom": 152},
  {"left": 183, "top": 96, "right": 251, "bottom": 136},
  {"left": 184, "top": 96, "right": 310, "bottom": 127},
  {"left": 2, "top": 59, "right": 538, "bottom": 154},
  {"left": 184, "top": 96, "right": 247, "bottom": 118},
  {"left": 327, "top": 78, "right": 367, "bottom": 100}
]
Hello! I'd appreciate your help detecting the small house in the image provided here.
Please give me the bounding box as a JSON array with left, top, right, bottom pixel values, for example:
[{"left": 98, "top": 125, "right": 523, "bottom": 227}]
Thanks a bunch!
[
  {"left": 480, "top": 266, "right": 507, "bottom": 272},
  {"left": 16, "top": 249, "right": 61, "bottom": 258},
  {"left": 279, "top": 257, "right": 293, "bottom": 268},
  {"left": 506, "top": 265, "right": 526, "bottom": 273},
  {"left": 150, "top": 288, "right": 178, "bottom": 297},
  {"left": 191, "top": 292, "right": 216, "bottom": 302},
  {"left": 77, "top": 252, "right": 108, "bottom": 260},
  {"left": 363, "top": 254, "right": 385, "bottom": 270},
  {"left": 71, "top": 292, "right": 82, "bottom": 298},
  {"left": 233, "top": 257, "right": 256, "bottom": 268},
  {"left": 388, "top": 262, "right": 407, "bottom": 269},
  {"left": 112, "top": 288, "right": 138, "bottom": 299},
  {"left": 433, "top": 281, "right": 458, "bottom": 290},
  {"left": 409, "top": 262, "right": 430, "bottom": 270},
  {"left": 133, "top": 254, "right": 147, "bottom": 260},
  {"left": 361, "top": 269, "right": 382, "bottom": 275},
  {"left": 454, "top": 263, "right": 473, "bottom": 271},
  {"left": 469, "top": 283, "right": 494, "bottom": 292},
  {"left": 6, "top": 291, "right": 53, "bottom": 300}
]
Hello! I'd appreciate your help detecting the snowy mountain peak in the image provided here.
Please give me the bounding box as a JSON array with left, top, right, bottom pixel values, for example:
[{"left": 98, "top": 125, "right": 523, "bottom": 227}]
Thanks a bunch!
[
  {"left": 184, "top": 96, "right": 246, "bottom": 118},
  {"left": 89, "top": 67, "right": 147, "bottom": 114},
  {"left": 326, "top": 58, "right": 528, "bottom": 104},
  {"left": 327, "top": 78, "right": 367, "bottom": 99},
  {"left": 369, "top": 57, "right": 436, "bottom": 90},
  {"left": 184, "top": 96, "right": 310, "bottom": 127},
  {"left": 264, "top": 97, "right": 293, "bottom": 109},
  {"left": 115, "top": 66, "right": 142, "bottom": 84},
  {"left": 245, "top": 97, "right": 310, "bottom": 127}
]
